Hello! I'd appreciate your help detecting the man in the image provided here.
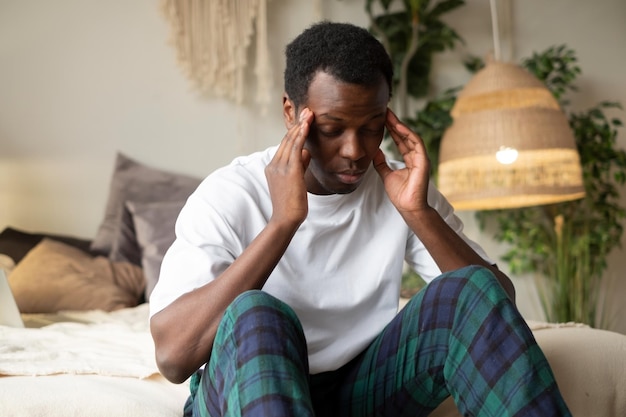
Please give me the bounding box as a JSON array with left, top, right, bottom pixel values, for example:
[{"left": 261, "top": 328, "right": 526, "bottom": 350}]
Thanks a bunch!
[{"left": 150, "top": 21, "right": 571, "bottom": 416}]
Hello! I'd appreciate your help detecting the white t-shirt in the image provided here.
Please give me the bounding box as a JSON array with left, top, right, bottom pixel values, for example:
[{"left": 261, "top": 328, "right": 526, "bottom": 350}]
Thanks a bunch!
[{"left": 150, "top": 146, "right": 491, "bottom": 374}]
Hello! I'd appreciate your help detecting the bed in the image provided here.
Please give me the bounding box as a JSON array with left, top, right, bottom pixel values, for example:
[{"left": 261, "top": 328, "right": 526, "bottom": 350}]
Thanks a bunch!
[
  {"left": 0, "top": 304, "right": 190, "bottom": 417},
  {"left": 1, "top": 152, "right": 625, "bottom": 417}
]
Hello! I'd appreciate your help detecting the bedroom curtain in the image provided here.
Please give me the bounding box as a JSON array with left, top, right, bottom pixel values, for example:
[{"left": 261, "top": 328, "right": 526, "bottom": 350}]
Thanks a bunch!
[{"left": 161, "top": 0, "right": 272, "bottom": 108}]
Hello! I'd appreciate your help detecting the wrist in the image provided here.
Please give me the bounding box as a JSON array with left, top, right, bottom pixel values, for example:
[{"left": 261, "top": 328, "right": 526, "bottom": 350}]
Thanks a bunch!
[
  {"left": 267, "top": 215, "right": 302, "bottom": 238},
  {"left": 398, "top": 205, "right": 437, "bottom": 225}
]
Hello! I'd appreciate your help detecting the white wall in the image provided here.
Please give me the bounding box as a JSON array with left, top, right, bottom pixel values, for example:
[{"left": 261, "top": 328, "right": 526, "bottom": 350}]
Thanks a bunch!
[{"left": 1, "top": 0, "right": 625, "bottom": 332}]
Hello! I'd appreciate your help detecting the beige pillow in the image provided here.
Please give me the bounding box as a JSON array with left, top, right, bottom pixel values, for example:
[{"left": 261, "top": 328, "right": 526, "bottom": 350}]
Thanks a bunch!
[{"left": 8, "top": 239, "right": 145, "bottom": 314}]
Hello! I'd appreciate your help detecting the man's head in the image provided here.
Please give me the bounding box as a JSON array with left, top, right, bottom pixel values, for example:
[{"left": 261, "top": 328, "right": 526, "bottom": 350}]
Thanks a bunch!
[
  {"left": 282, "top": 22, "right": 394, "bottom": 196},
  {"left": 284, "top": 21, "right": 393, "bottom": 109}
]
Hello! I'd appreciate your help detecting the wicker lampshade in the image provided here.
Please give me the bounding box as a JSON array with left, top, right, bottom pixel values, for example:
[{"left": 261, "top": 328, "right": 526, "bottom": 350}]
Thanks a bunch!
[{"left": 438, "top": 60, "right": 585, "bottom": 210}]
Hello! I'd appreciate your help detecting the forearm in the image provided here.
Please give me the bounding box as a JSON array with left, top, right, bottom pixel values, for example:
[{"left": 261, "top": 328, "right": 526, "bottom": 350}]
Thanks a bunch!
[
  {"left": 402, "top": 206, "right": 516, "bottom": 303},
  {"left": 150, "top": 219, "right": 299, "bottom": 383}
]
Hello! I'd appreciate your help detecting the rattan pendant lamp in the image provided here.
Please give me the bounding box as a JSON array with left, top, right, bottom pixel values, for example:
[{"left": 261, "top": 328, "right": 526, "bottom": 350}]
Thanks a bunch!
[{"left": 437, "top": 0, "right": 585, "bottom": 210}]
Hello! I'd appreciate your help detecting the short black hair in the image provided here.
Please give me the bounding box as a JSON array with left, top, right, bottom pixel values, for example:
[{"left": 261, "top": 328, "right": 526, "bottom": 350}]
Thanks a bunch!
[{"left": 284, "top": 21, "right": 393, "bottom": 108}]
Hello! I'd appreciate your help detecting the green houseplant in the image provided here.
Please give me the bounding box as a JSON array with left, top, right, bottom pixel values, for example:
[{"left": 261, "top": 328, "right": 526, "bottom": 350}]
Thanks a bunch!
[
  {"left": 430, "top": 48, "right": 625, "bottom": 327},
  {"left": 475, "top": 46, "right": 626, "bottom": 328},
  {"left": 414, "top": 44, "right": 626, "bottom": 327},
  {"left": 365, "top": 0, "right": 465, "bottom": 119},
  {"left": 365, "top": 1, "right": 626, "bottom": 321}
]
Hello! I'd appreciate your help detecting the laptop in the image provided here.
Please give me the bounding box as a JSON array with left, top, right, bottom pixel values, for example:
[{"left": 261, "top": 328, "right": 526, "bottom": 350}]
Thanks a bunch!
[{"left": 0, "top": 269, "right": 24, "bottom": 327}]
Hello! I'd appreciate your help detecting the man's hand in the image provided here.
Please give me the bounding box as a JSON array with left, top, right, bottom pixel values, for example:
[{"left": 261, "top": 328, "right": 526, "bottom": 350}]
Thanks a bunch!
[
  {"left": 373, "top": 108, "right": 431, "bottom": 215},
  {"left": 265, "top": 108, "right": 314, "bottom": 227}
]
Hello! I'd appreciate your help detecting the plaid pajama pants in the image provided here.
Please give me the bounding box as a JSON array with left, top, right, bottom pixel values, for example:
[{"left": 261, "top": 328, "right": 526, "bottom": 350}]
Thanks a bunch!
[{"left": 184, "top": 265, "right": 572, "bottom": 417}]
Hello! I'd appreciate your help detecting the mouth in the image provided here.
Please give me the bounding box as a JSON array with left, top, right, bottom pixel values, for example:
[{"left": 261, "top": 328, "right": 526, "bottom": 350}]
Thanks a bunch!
[{"left": 336, "top": 170, "right": 366, "bottom": 185}]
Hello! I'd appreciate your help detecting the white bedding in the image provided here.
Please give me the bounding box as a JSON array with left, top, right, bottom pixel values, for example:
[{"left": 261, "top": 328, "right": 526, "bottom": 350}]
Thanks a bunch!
[
  {"left": 1, "top": 304, "right": 625, "bottom": 417},
  {"left": 0, "top": 304, "right": 157, "bottom": 378},
  {"left": 1, "top": 374, "right": 189, "bottom": 417},
  {"left": 0, "top": 303, "right": 189, "bottom": 417}
]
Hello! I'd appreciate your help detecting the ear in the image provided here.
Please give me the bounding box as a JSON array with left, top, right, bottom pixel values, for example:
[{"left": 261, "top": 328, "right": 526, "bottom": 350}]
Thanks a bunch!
[{"left": 282, "top": 93, "right": 297, "bottom": 129}]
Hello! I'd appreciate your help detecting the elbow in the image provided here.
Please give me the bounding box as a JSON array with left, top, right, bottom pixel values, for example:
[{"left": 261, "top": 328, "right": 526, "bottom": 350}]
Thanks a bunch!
[
  {"left": 151, "top": 316, "right": 196, "bottom": 384},
  {"left": 154, "top": 346, "right": 193, "bottom": 384}
]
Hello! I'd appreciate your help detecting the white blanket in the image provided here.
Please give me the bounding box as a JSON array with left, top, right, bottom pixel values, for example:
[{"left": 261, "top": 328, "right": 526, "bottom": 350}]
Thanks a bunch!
[
  {"left": 0, "top": 304, "right": 159, "bottom": 378},
  {"left": 2, "top": 304, "right": 624, "bottom": 417}
]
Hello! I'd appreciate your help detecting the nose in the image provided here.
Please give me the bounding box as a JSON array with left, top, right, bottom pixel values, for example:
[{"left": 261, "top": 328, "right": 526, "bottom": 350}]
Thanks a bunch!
[{"left": 339, "top": 132, "right": 366, "bottom": 161}]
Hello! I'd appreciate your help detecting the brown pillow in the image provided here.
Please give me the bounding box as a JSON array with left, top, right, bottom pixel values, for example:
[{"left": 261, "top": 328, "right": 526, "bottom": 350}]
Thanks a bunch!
[
  {"left": 0, "top": 227, "right": 92, "bottom": 264},
  {"left": 8, "top": 239, "right": 145, "bottom": 314},
  {"left": 91, "top": 152, "right": 201, "bottom": 257}
]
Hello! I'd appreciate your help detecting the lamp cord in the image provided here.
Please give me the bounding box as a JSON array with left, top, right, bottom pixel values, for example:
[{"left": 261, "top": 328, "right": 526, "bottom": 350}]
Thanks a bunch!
[{"left": 490, "top": 0, "right": 502, "bottom": 61}]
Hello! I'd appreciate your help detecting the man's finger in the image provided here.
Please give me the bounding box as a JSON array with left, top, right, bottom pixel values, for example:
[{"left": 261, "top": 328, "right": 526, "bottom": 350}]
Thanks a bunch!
[{"left": 386, "top": 109, "right": 429, "bottom": 159}]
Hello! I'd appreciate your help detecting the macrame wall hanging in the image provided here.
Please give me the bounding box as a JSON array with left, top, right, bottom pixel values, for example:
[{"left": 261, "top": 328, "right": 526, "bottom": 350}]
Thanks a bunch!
[{"left": 161, "top": 0, "right": 273, "bottom": 109}]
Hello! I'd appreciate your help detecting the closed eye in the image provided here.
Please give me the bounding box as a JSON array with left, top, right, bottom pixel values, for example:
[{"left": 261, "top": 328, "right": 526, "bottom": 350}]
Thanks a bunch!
[
  {"left": 318, "top": 129, "right": 343, "bottom": 138},
  {"left": 360, "top": 125, "right": 385, "bottom": 136},
  {"left": 362, "top": 127, "right": 384, "bottom": 135}
]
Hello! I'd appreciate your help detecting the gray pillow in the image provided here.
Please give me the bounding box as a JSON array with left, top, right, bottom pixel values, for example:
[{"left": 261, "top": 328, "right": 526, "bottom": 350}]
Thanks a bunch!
[
  {"left": 109, "top": 203, "right": 143, "bottom": 266},
  {"left": 126, "top": 200, "right": 186, "bottom": 300},
  {"left": 91, "top": 152, "right": 201, "bottom": 257}
]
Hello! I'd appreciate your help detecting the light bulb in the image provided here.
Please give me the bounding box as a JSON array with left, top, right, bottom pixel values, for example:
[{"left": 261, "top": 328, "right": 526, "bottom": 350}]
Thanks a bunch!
[{"left": 496, "top": 146, "right": 518, "bottom": 164}]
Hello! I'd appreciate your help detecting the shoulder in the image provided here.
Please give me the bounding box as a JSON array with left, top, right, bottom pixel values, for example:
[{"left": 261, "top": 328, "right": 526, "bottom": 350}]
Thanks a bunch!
[
  {"left": 195, "top": 146, "right": 276, "bottom": 199},
  {"left": 177, "top": 147, "right": 276, "bottom": 227},
  {"left": 211, "top": 146, "right": 275, "bottom": 183}
]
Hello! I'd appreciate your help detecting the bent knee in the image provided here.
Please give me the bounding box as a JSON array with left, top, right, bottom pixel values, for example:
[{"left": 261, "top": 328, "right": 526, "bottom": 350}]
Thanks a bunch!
[
  {"left": 421, "top": 265, "right": 507, "bottom": 305},
  {"left": 227, "top": 290, "right": 302, "bottom": 331},
  {"left": 230, "top": 290, "right": 291, "bottom": 314},
  {"left": 220, "top": 291, "right": 307, "bottom": 356},
  {"left": 437, "top": 265, "right": 500, "bottom": 288}
]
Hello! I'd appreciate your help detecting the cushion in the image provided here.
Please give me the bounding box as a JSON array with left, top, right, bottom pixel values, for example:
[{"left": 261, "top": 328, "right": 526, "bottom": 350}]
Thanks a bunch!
[
  {"left": 91, "top": 152, "right": 201, "bottom": 257},
  {"left": 530, "top": 324, "right": 626, "bottom": 417},
  {"left": 0, "top": 254, "right": 15, "bottom": 276},
  {"left": 0, "top": 227, "right": 92, "bottom": 264},
  {"left": 109, "top": 204, "right": 143, "bottom": 266},
  {"left": 126, "top": 200, "right": 186, "bottom": 299},
  {"left": 429, "top": 322, "right": 626, "bottom": 417},
  {"left": 8, "top": 239, "right": 145, "bottom": 314}
]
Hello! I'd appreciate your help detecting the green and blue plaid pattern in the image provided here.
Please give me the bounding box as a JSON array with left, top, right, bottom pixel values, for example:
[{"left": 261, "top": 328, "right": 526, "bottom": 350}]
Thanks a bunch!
[
  {"left": 335, "top": 265, "right": 571, "bottom": 417},
  {"left": 186, "top": 291, "right": 314, "bottom": 416},
  {"left": 185, "top": 266, "right": 571, "bottom": 417}
]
